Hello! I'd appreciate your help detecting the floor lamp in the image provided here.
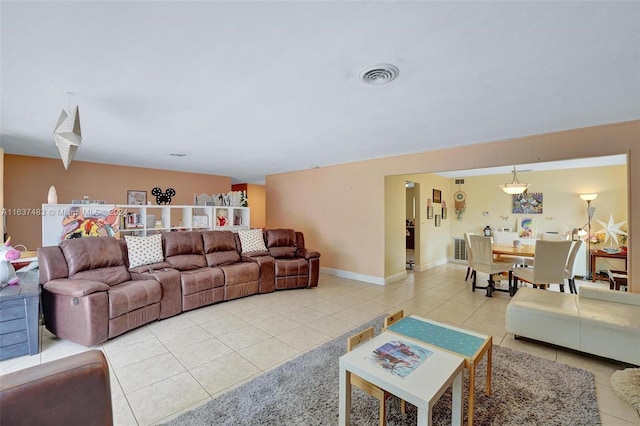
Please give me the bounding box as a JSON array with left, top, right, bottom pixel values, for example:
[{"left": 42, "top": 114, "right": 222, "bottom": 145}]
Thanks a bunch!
[{"left": 580, "top": 193, "right": 598, "bottom": 279}]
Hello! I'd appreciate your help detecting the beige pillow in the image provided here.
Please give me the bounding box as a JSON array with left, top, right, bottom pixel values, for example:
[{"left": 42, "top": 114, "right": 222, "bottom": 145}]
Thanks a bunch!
[
  {"left": 125, "top": 234, "right": 164, "bottom": 268},
  {"left": 238, "top": 229, "right": 267, "bottom": 253}
]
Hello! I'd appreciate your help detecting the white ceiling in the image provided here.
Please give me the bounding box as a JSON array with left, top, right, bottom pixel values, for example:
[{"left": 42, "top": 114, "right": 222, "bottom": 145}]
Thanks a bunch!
[{"left": 1, "top": 1, "right": 639, "bottom": 184}]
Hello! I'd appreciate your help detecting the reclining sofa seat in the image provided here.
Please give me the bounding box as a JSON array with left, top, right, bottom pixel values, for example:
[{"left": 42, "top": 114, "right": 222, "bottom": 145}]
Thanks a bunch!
[
  {"left": 121, "top": 239, "right": 182, "bottom": 320},
  {"left": 264, "top": 229, "right": 320, "bottom": 290},
  {"left": 202, "top": 231, "right": 261, "bottom": 301},
  {"left": 162, "top": 231, "right": 224, "bottom": 311},
  {"left": 38, "top": 237, "right": 162, "bottom": 347}
]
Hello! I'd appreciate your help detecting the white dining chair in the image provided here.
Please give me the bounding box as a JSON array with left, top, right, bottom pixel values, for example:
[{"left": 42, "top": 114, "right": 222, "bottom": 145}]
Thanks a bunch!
[
  {"left": 512, "top": 240, "right": 572, "bottom": 295},
  {"left": 469, "top": 235, "right": 513, "bottom": 297},
  {"left": 464, "top": 232, "right": 475, "bottom": 281},
  {"left": 563, "top": 240, "right": 584, "bottom": 294}
]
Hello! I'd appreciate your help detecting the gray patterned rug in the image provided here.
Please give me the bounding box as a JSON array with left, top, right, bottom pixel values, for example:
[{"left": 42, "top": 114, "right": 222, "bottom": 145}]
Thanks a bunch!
[{"left": 165, "top": 315, "right": 600, "bottom": 425}]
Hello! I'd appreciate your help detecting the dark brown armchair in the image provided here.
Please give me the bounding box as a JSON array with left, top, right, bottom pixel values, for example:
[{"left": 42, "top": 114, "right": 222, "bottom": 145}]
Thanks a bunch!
[{"left": 264, "top": 229, "right": 320, "bottom": 290}]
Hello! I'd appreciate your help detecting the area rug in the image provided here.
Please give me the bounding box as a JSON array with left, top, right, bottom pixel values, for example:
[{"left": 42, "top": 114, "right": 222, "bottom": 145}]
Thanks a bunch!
[{"left": 165, "top": 315, "right": 600, "bottom": 425}]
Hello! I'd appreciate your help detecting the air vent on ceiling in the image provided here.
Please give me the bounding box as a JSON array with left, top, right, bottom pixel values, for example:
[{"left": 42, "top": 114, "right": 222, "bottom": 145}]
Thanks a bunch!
[
  {"left": 359, "top": 64, "right": 399, "bottom": 85},
  {"left": 455, "top": 179, "right": 465, "bottom": 185}
]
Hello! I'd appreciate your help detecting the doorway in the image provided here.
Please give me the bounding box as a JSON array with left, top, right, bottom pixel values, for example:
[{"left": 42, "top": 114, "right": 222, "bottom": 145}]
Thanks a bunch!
[{"left": 406, "top": 181, "right": 416, "bottom": 269}]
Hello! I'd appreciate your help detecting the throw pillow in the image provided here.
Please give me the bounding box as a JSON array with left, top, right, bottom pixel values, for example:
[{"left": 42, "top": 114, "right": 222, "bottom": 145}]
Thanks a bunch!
[
  {"left": 125, "top": 234, "right": 164, "bottom": 268},
  {"left": 238, "top": 229, "right": 267, "bottom": 253}
]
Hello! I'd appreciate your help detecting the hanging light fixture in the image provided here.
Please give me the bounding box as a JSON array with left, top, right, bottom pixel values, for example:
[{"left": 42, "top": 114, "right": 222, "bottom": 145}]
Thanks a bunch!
[
  {"left": 499, "top": 165, "right": 530, "bottom": 194},
  {"left": 53, "top": 92, "right": 82, "bottom": 170}
]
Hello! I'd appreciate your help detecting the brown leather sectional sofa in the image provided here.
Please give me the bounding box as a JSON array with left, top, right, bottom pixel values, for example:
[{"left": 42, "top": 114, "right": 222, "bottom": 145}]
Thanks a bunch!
[{"left": 37, "top": 229, "right": 320, "bottom": 347}]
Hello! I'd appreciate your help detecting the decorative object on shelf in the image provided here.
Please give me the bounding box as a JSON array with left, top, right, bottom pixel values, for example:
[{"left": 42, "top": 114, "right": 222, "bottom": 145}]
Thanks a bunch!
[
  {"left": 442, "top": 201, "right": 447, "bottom": 219},
  {"left": 580, "top": 193, "right": 598, "bottom": 279},
  {"left": 453, "top": 191, "right": 466, "bottom": 220},
  {"left": 499, "top": 165, "right": 530, "bottom": 194},
  {"left": 435, "top": 214, "right": 441, "bottom": 227},
  {"left": 47, "top": 186, "right": 58, "bottom": 204},
  {"left": 196, "top": 191, "right": 247, "bottom": 207},
  {"left": 512, "top": 192, "right": 543, "bottom": 214},
  {"left": 216, "top": 209, "right": 228, "bottom": 226},
  {"left": 0, "top": 237, "right": 20, "bottom": 288},
  {"left": 151, "top": 187, "right": 176, "bottom": 205},
  {"left": 596, "top": 213, "right": 627, "bottom": 248},
  {"left": 426, "top": 198, "right": 434, "bottom": 219},
  {"left": 127, "top": 190, "right": 147, "bottom": 206},
  {"left": 483, "top": 226, "right": 492, "bottom": 237},
  {"left": 432, "top": 189, "right": 441, "bottom": 203},
  {"left": 61, "top": 206, "right": 120, "bottom": 240},
  {"left": 53, "top": 93, "right": 82, "bottom": 170}
]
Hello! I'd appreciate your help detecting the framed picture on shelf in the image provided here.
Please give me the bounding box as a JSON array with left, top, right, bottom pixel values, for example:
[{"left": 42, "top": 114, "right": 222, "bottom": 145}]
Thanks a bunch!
[
  {"left": 433, "top": 189, "right": 442, "bottom": 203},
  {"left": 127, "top": 190, "right": 147, "bottom": 206},
  {"left": 435, "top": 214, "right": 441, "bottom": 227}
]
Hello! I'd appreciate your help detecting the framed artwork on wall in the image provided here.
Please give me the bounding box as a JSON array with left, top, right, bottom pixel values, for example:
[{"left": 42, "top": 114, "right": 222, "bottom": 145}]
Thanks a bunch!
[
  {"left": 427, "top": 206, "right": 434, "bottom": 219},
  {"left": 433, "top": 189, "right": 442, "bottom": 203},
  {"left": 435, "top": 214, "right": 441, "bottom": 227},
  {"left": 127, "top": 190, "right": 147, "bottom": 205},
  {"left": 442, "top": 207, "right": 447, "bottom": 219},
  {"left": 512, "top": 192, "right": 543, "bottom": 214}
]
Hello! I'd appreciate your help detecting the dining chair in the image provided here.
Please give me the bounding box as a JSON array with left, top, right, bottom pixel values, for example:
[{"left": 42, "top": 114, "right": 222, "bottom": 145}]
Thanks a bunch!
[
  {"left": 512, "top": 240, "right": 572, "bottom": 295},
  {"left": 382, "top": 310, "right": 407, "bottom": 414},
  {"left": 383, "top": 310, "right": 404, "bottom": 329},
  {"left": 464, "top": 232, "right": 475, "bottom": 281},
  {"left": 563, "top": 240, "right": 584, "bottom": 294},
  {"left": 347, "top": 326, "right": 396, "bottom": 426},
  {"left": 469, "top": 235, "right": 513, "bottom": 297}
]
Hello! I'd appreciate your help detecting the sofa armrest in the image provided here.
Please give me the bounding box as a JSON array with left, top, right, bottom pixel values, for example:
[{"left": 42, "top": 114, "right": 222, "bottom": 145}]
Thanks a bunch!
[
  {"left": 242, "top": 255, "right": 275, "bottom": 293},
  {"left": 296, "top": 248, "right": 320, "bottom": 260},
  {"left": 0, "top": 350, "right": 113, "bottom": 426},
  {"left": 43, "top": 279, "right": 110, "bottom": 297},
  {"left": 579, "top": 285, "right": 640, "bottom": 306}
]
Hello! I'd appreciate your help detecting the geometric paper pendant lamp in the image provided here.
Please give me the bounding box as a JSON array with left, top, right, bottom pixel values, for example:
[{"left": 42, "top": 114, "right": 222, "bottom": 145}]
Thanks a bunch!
[{"left": 53, "top": 105, "right": 82, "bottom": 170}]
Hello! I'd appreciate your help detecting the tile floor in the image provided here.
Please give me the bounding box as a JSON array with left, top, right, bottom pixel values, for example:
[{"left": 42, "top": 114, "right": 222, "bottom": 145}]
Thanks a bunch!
[{"left": 1, "top": 263, "right": 639, "bottom": 425}]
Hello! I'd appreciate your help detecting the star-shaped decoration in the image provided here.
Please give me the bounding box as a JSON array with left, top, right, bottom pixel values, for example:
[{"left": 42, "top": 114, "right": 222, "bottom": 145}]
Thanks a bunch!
[
  {"left": 53, "top": 106, "right": 82, "bottom": 170},
  {"left": 595, "top": 213, "right": 627, "bottom": 247}
]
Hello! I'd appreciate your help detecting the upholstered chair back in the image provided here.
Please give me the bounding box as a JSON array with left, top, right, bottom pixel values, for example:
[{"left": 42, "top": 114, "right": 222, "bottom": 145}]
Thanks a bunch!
[
  {"left": 163, "top": 231, "right": 206, "bottom": 271},
  {"left": 202, "top": 231, "right": 241, "bottom": 266},
  {"left": 59, "top": 237, "right": 131, "bottom": 286},
  {"left": 264, "top": 229, "right": 298, "bottom": 258}
]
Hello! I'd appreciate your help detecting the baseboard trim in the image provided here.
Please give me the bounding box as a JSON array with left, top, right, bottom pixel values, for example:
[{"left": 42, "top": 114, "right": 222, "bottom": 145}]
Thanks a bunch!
[{"left": 320, "top": 267, "right": 398, "bottom": 286}]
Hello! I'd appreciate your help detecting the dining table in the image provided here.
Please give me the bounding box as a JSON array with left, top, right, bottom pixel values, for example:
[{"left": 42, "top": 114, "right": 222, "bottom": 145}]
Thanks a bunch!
[{"left": 491, "top": 244, "right": 535, "bottom": 260}]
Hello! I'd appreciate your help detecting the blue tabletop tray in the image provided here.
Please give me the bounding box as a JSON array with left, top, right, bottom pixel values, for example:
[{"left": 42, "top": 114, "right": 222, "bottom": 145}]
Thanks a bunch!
[{"left": 387, "top": 317, "right": 486, "bottom": 358}]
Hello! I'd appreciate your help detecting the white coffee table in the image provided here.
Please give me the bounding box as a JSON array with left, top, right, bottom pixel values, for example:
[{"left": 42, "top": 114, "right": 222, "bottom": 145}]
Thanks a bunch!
[{"left": 339, "top": 331, "right": 465, "bottom": 426}]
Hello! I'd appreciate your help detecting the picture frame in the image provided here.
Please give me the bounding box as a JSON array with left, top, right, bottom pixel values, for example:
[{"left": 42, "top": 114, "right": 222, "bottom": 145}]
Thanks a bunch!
[
  {"left": 127, "top": 190, "right": 147, "bottom": 206},
  {"left": 433, "top": 189, "right": 442, "bottom": 203},
  {"left": 442, "top": 207, "right": 447, "bottom": 220},
  {"left": 435, "top": 214, "right": 441, "bottom": 227},
  {"left": 427, "top": 206, "right": 434, "bottom": 219}
]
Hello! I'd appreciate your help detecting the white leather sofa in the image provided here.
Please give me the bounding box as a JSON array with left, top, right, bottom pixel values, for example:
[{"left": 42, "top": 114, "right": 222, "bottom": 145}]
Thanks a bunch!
[{"left": 506, "top": 286, "right": 640, "bottom": 365}]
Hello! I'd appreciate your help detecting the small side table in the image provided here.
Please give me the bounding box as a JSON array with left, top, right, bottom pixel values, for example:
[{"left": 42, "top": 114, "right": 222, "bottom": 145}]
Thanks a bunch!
[
  {"left": 0, "top": 270, "right": 40, "bottom": 361},
  {"left": 591, "top": 250, "right": 627, "bottom": 282}
]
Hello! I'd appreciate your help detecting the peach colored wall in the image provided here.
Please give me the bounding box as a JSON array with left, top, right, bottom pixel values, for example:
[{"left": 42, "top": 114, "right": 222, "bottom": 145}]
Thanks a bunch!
[
  {"left": 266, "top": 120, "right": 639, "bottom": 292},
  {"left": 5, "top": 155, "right": 231, "bottom": 249}
]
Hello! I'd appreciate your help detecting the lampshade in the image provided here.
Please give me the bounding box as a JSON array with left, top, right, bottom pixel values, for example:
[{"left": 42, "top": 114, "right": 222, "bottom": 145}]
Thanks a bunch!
[
  {"left": 579, "top": 193, "right": 598, "bottom": 201},
  {"left": 53, "top": 105, "right": 82, "bottom": 170},
  {"left": 499, "top": 166, "right": 529, "bottom": 194}
]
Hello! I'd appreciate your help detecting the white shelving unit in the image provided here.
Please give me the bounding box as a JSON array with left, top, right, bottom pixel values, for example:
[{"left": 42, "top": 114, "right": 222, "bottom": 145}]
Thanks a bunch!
[{"left": 42, "top": 204, "right": 250, "bottom": 246}]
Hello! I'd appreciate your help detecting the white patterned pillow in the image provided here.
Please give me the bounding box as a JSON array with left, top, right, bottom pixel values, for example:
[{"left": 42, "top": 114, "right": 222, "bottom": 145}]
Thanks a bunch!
[
  {"left": 125, "top": 234, "right": 164, "bottom": 268},
  {"left": 238, "top": 229, "right": 267, "bottom": 253}
]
